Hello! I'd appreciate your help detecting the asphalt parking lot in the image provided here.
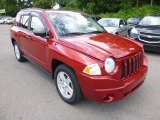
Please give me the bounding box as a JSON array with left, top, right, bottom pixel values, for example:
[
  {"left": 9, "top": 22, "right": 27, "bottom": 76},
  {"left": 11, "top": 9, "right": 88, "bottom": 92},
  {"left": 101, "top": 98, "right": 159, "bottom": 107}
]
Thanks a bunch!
[{"left": 0, "top": 25, "right": 160, "bottom": 120}]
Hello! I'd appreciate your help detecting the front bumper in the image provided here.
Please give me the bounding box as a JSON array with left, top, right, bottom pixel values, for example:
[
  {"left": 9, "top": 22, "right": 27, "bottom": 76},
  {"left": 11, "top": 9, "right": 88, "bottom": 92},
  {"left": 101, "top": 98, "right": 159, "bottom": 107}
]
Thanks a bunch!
[
  {"left": 143, "top": 43, "right": 160, "bottom": 52},
  {"left": 77, "top": 63, "right": 148, "bottom": 102}
]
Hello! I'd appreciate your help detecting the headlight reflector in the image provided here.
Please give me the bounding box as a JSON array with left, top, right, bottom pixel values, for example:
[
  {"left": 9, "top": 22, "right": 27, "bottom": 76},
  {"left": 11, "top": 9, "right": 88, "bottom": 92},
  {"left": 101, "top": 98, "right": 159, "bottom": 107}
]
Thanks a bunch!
[
  {"left": 83, "top": 63, "right": 101, "bottom": 75},
  {"left": 105, "top": 57, "right": 115, "bottom": 73}
]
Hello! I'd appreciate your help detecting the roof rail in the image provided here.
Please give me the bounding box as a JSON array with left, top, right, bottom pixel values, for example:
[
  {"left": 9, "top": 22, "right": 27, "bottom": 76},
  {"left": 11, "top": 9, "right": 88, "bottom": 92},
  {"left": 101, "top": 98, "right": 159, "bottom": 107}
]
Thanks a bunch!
[{"left": 21, "top": 7, "right": 45, "bottom": 13}]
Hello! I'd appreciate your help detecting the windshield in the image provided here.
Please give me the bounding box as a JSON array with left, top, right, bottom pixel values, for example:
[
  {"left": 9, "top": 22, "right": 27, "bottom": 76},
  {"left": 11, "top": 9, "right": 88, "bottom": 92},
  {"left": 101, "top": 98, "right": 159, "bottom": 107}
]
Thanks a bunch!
[
  {"left": 0, "top": 17, "right": 6, "bottom": 20},
  {"left": 98, "top": 19, "right": 119, "bottom": 27},
  {"left": 7, "top": 18, "right": 12, "bottom": 20},
  {"left": 48, "top": 12, "right": 105, "bottom": 36},
  {"left": 138, "top": 16, "right": 160, "bottom": 26},
  {"left": 127, "top": 18, "right": 140, "bottom": 24}
]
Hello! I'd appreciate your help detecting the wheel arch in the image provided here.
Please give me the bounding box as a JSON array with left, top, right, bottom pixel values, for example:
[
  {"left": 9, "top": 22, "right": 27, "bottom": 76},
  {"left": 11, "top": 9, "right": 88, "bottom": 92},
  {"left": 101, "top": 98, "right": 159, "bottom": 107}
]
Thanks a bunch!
[
  {"left": 11, "top": 38, "right": 16, "bottom": 46},
  {"left": 52, "top": 59, "right": 76, "bottom": 77}
]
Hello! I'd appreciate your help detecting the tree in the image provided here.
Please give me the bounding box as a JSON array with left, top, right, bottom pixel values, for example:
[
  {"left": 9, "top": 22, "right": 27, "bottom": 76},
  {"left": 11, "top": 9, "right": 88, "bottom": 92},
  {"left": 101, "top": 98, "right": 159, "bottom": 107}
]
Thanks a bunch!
[
  {"left": 151, "top": 0, "right": 153, "bottom": 6},
  {"left": 33, "top": 0, "right": 55, "bottom": 9},
  {"left": 136, "top": 0, "right": 139, "bottom": 7},
  {"left": 2, "top": 0, "right": 19, "bottom": 16},
  {"left": 1, "top": 0, "right": 160, "bottom": 16},
  {"left": 0, "top": 0, "right": 4, "bottom": 9}
]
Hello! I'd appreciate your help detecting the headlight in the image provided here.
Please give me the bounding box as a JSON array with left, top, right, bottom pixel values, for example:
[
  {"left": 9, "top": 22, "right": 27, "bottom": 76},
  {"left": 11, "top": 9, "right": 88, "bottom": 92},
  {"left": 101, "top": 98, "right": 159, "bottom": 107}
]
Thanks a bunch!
[
  {"left": 105, "top": 57, "right": 115, "bottom": 73},
  {"left": 130, "top": 27, "right": 138, "bottom": 38},
  {"left": 131, "top": 27, "right": 138, "bottom": 34},
  {"left": 83, "top": 63, "right": 101, "bottom": 75}
]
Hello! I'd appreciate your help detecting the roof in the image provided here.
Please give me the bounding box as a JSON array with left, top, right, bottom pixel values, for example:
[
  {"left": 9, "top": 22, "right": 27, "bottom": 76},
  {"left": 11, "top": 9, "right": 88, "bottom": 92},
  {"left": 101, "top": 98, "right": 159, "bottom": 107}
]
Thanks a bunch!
[{"left": 20, "top": 8, "right": 85, "bottom": 15}]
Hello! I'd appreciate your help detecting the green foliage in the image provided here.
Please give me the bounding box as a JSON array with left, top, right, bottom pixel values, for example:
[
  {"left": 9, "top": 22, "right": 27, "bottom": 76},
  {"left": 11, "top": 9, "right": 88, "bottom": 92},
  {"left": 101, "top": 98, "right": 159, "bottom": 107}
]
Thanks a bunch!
[
  {"left": 0, "top": 0, "right": 4, "bottom": 9},
  {"left": 0, "top": 0, "right": 160, "bottom": 17},
  {"left": 1, "top": 0, "right": 19, "bottom": 16},
  {"left": 83, "top": 2, "right": 95, "bottom": 14},
  {"left": 58, "top": 0, "right": 122, "bottom": 14},
  {"left": 33, "top": 0, "right": 55, "bottom": 9},
  {"left": 100, "top": 5, "right": 160, "bottom": 19}
]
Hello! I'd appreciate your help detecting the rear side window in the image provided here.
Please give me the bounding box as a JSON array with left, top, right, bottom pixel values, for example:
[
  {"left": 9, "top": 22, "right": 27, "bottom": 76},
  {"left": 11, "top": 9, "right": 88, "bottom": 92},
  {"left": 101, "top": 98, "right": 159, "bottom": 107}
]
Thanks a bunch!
[
  {"left": 20, "top": 15, "right": 30, "bottom": 29},
  {"left": 123, "top": 20, "right": 127, "bottom": 26}
]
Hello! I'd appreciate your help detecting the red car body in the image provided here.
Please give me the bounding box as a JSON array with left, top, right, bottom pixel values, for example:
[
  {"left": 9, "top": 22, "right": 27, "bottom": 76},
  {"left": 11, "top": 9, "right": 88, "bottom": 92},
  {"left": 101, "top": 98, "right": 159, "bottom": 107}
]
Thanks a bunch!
[{"left": 10, "top": 9, "right": 148, "bottom": 102}]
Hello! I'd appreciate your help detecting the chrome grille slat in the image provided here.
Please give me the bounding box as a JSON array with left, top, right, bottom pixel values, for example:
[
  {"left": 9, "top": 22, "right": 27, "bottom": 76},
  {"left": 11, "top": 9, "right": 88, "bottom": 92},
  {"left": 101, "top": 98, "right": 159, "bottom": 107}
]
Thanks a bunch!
[
  {"left": 140, "top": 32, "right": 160, "bottom": 36},
  {"left": 121, "top": 51, "right": 143, "bottom": 79}
]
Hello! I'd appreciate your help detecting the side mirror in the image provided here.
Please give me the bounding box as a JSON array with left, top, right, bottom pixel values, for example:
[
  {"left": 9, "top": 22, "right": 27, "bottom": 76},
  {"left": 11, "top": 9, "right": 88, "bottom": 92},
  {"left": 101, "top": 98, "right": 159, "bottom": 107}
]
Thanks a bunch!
[{"left": 33, "top": 27, "right": 49, "bottom": 39}]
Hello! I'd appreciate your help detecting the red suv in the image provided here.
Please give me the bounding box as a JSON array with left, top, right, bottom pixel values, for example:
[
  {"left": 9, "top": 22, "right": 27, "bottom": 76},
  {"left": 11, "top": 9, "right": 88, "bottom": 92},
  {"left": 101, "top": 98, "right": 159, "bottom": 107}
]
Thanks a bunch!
[{"left": 10, "top": 8, "right": 148, "bottom": 104}]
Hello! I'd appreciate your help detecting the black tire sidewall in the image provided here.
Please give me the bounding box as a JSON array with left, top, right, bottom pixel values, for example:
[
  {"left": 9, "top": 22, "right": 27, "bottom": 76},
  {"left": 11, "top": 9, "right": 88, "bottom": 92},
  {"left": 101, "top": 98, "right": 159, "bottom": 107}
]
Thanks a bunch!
[{"left": 54, "top": 64, "right": 82, "bottom": 104}]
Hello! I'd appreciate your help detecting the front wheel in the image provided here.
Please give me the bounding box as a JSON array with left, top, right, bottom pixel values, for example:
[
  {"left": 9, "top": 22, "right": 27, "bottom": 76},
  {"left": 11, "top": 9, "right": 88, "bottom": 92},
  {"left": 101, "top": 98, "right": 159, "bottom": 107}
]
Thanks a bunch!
[{"left": 54, "top": 64, "right": 83, "bottom": 104}]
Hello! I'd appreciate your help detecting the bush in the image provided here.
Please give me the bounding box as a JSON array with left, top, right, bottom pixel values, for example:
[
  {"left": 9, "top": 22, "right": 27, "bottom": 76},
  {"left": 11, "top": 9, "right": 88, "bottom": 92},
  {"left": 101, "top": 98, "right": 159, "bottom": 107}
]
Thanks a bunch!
[{"left": 100, "top": 5, "right": 160, "bottom": 19}]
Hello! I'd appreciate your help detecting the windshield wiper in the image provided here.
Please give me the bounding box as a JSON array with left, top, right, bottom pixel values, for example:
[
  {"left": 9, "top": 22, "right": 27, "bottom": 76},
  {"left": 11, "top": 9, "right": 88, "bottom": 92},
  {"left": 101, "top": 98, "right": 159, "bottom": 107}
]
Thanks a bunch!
[
  {"left": 85, "top": 31, "right": 106, "bottom": 34},
  {"left": 60, "top": 31, "right": 106, "bottom": 37},
  {"left": 60, "top": 32, "right": 85, "bottom": 36}
]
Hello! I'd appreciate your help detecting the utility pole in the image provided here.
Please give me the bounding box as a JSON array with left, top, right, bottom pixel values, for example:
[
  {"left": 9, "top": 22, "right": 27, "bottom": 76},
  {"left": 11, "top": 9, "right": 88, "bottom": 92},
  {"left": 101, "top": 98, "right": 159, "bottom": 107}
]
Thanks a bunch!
[
  {"left": 151, "top": 0, "right": 153, "bottom": 6},
  {"left": 136, "top": 0, "right": 139, "bottom": 7}
]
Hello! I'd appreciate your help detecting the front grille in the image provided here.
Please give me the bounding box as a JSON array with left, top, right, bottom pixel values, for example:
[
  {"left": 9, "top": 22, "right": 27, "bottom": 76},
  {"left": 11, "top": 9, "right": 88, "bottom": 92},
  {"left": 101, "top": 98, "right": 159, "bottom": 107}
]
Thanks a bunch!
[
  {"left": 121, "top": 51, "right": 143, "bottom": 79},
  {"left": 139, "top": 32, "right": 160, "bottom": 42},
  {"left": 139, "top": 36, "right": 160, "bottom": 42},
  {"left": 140, "top": 32, "right": 160, "bottom": 36}
]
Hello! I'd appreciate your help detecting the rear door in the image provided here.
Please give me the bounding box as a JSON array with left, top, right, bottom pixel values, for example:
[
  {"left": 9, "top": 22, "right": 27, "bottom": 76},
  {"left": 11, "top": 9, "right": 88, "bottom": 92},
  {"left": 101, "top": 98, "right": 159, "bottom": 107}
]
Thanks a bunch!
[{"left": 18, "top": 14, "right": 31, "bottom": 55}]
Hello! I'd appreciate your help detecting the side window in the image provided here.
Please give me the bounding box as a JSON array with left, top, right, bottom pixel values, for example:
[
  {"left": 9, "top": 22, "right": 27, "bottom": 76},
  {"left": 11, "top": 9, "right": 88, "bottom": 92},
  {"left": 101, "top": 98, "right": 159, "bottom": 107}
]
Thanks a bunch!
[
  {"left": 119, "top": 20, "right": 126, "bottom": 27},
  {"left": 119, "top": 20, "right": 127, "bottom": 27},
  {"left": 119, "top": 20, "right": 123, "bottom": 26},
  {"left": 30, "top": 16, "right": 45, "bottom": 31},
  {"left": 20, "top": 15, "right": 30, "bottom": 29},
  {"left": 123, "top": 20, "right": 127, "bottom": 26}
]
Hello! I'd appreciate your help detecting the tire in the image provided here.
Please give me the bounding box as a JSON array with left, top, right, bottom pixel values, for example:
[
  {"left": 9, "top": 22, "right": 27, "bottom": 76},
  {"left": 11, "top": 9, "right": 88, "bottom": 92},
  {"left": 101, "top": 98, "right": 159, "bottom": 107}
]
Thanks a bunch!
[
  {"left": 54, "top": 64, "right": 83, "bottom": 104},
  {"left": 14, "top": 41, "right": 26, "bottom": 62}
]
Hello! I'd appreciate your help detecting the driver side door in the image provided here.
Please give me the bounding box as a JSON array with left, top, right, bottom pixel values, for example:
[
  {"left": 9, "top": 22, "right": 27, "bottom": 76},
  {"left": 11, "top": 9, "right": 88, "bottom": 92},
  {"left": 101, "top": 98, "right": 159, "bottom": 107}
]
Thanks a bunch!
[{"left": 28, "top": 14, "right": 48, "bottom": 69}]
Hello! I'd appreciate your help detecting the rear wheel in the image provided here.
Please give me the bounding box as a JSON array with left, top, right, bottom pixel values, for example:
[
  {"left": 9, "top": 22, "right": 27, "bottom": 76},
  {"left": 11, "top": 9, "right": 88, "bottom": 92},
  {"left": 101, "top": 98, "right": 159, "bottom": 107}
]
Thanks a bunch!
[
  {"left": 54, "top": 64, "right": 83, "bottom": 104},
  {"left": 14, "top": 41, "right": 26, "bottom": 62}
]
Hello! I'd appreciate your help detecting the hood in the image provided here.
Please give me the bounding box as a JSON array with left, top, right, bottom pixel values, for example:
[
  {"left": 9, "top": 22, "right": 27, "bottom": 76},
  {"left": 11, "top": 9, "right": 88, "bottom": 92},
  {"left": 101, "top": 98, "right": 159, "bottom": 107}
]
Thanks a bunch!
[
  {"left": 136, "top": 25, "right": 160, "bottom": 33},
  {"left": 128, "top": 24, "right": 136, "bottom": 28},
  {"left": 57, "top": 33, "right": 143, "bottom": 61},
  {"left": 104, "top": 27, "right": 118, "bottom": 34}
]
